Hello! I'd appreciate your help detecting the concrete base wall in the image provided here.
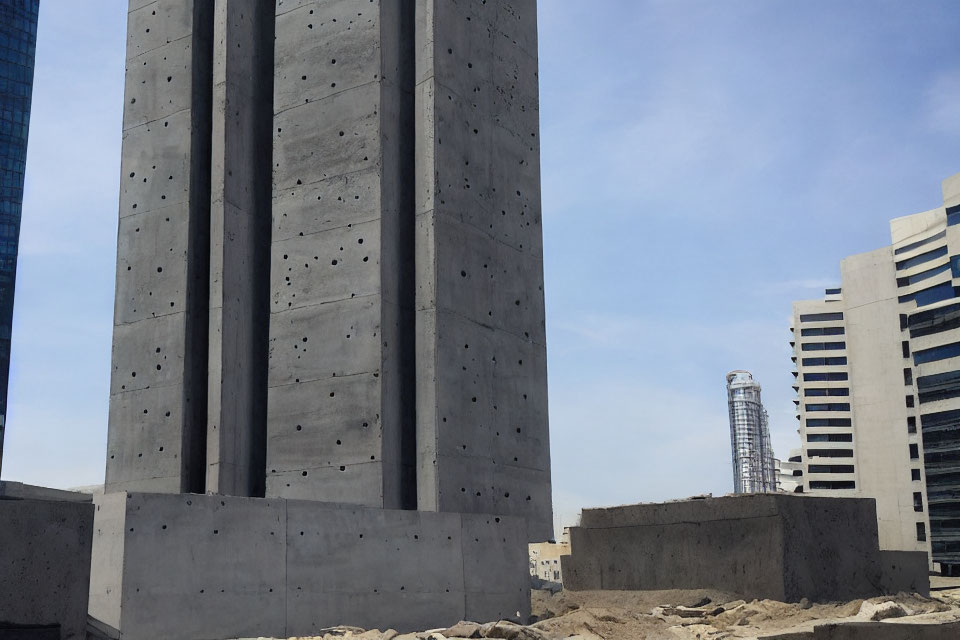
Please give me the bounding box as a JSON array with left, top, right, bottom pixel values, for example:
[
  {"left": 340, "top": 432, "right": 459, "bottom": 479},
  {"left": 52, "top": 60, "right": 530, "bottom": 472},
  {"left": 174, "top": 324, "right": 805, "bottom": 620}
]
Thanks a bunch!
[
  {"left": 0, "top": 494, "right": 94, "bottom": 640},
  {"left": 88, "top": 492, "right": 529, "bottom": 639},
  {"left": 877, "top": 551, "right": 930, "bottom": 596},
  {"left": 562, "top": 495, "right": 919, "bottom": 602}
]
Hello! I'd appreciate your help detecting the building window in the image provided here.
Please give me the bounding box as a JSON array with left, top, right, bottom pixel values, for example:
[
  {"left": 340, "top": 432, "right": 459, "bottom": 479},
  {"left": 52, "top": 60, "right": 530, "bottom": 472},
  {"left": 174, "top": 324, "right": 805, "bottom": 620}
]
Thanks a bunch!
[
  {"left": 912, "top": 468, "right": 922, "bottom": 481},
  {"left": 908, "top": 416, "right": 917, "bottom": 434},
  {"left": 807, "top": 433, "right": 853, "bottom": 443},
  {"left": 910, "top": 444, "right": 919, "bottom": 459},
  {"left": 810, "top": 481, "right": 856, "bottom": 490},
  {"left": 803, "top": 372, "right": 848, "bottom": 382},
  {"left": 897, "top": 263, "right": 950, "bottom": 288},
  {"left": 805, "top": 403, "right": 851, "bottom": 412},
  {"left": 948, "top": 204, "right": 960, "bottom": 227},
  {"left": 801, "top": 357, "right": 848, "bottom": 366},
  {"left": 806, "top": 418, "right": 852, "bottom": 427},
  {"left": 807, "top": 449, "right": 854, "bottom": 458},
  {"left": 916, "top": 370, "right": 960, "bottom": 404},
  {"left": 908, "top": 302, "right": 960, "bottom": 339},
  {"left": 799, "top": 312, "right": 843, "bottom": 322},
  {"left": 895, "top": 230, "right": 946, "bottom": 255},
  {"left": 906, "top": 395, "right": 915, "bottom": 408},
  {"left": 914, "top": 282, "right": 955, "bottom": 308},
  {"left": 804, "top": 388, "right": 849, "bottom": 397},
  {"left": 895, "top": 245, "right": 947, "bottom": 271},
  {"left": 801, "top": 327, "right": 845, "bottom": 337},
  {"left": 801, "top": 341, "right": 846, "bottom": 351},
  {"left": 914, "top": 341, "right": 960, "bottom": 366},
  {"left": 914, "top": 492, "right": 924, "bottom": 512},
  {"left": 917, "top": 522, "right": 927, "bottom": 542},
  {"left": 904, "top": 368, "right": 913, "bottom": 386},
  {"left": 808, "top": 465, "right": 855, "bottom": 474},
  {"left": 903, "top": 341, "right": 911, "bottom": 359}
]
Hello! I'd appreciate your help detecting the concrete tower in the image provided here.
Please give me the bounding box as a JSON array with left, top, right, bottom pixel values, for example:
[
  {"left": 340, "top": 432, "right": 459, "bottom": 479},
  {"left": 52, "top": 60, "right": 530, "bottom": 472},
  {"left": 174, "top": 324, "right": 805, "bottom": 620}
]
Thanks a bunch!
[
  {"left": 91, "top": 1, "right": 551, "bottom": 636},
  {"left": 104, "top": 0, "right": 551, "bottom": 535}
]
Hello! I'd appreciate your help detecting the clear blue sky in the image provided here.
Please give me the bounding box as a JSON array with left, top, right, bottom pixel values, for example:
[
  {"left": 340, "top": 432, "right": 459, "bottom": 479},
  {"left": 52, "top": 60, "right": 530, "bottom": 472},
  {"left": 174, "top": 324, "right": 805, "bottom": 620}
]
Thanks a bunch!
[{"left": 3, "top": 1, "right": 959, "bottom": 534}]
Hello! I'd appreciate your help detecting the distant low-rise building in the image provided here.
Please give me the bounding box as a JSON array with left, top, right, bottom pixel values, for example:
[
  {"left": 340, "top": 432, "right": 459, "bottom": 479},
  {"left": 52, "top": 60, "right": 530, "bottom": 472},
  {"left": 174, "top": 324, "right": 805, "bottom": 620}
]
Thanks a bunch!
[
  {"left": 777, "top": 449, "right": 804, "bottom": 493},
  {"left": 529, "top": 529, "right": 571, "bottom": 586}
]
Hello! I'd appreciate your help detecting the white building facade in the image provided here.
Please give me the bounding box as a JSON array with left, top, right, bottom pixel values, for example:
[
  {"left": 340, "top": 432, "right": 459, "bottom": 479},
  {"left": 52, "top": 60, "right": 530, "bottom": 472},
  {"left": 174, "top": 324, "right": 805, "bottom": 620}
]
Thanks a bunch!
[{"left": 790, "top": 172, "right": 960, "bottom": 569}]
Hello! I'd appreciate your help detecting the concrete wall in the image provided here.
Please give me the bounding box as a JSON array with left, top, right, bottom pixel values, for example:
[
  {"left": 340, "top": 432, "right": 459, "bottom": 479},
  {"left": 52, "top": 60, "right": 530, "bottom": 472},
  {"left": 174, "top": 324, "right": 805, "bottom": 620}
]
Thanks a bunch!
[
  {"left": 106, "top": 0, "right": 214, "bottom": 494},
  {"left": 562, "top": 495, "right": 912, "bottom": 602},
  {"left": 414, "top": 0, "right": 553, "bottom": 542},
  {"left": 88, "top": 492, "right": 529, "bottom": 639},
  {"left": 0, "top": 498, "right": 93, "bottom": 640},
  {"left": 266, "top": 0, "right": 416, "bottom": 509}
]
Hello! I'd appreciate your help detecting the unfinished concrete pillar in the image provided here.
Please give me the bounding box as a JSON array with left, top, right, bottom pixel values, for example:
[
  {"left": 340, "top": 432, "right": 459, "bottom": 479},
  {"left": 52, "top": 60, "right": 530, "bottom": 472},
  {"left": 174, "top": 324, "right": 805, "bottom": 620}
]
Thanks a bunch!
[
  {"left": 106, "top": 0, "right": 214, "bottom": 494},
  {"left": 205, "top": 0, "right": 274, "bottom": 497},
  {"left": 414, "top": 0, "right": 553, "bottom": 541},
  {"left": 266, "top": 0, "right": 417, "bottom": 509}
]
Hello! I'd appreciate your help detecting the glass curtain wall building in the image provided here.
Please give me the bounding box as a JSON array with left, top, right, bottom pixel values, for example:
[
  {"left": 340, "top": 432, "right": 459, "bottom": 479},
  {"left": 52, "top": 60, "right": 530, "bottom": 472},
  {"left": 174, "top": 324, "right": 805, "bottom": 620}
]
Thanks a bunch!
[
  {"left": 0, "top": 0, "right": 39, "bottom": 475},
  {"left": 726, "top": 370, "right": 777, "bottom": 493}
]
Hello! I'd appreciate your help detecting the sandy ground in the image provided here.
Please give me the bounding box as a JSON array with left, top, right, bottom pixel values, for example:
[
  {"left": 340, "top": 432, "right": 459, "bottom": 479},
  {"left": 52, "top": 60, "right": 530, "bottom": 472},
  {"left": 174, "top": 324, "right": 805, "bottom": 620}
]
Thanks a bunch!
[{"left": 237, "top": 581, "right": 960, "bottom": 640}]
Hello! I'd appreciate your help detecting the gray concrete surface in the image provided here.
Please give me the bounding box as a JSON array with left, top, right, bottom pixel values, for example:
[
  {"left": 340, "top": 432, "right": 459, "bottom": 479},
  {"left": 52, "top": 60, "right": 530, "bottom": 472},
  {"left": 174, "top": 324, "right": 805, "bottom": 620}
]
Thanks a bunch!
[
  {"left": 0, "top": 496, "right": 93, "bottom": 640},
  {"left": 414, "top": 0, "right": 553, "bottom": 542},
  {"left": 108, "top": 0, "right": 552, "bottom": 536},
  {"left": 267, "top": 0, "right": 416, "bottom": 509},
  {"left": 205, "top": 0, "right": 274, "bottom": 498},
  {"left": 106, "top": 0, "right": 214, "bottom": 495},
  {"left": 562, "top": 495, "right": 924, "bottom": 602},
  {"left": 88, "top": 492, "right": 529, "bottom": 639},
  {"left": 878, "top": 550, "right": 930, "bottom": 595},
  {"left": 91, "top": 2, "right": 553, "bottom": 637},
  {"left": 0, "top": 481, "right": 92, "bottom": 502}
]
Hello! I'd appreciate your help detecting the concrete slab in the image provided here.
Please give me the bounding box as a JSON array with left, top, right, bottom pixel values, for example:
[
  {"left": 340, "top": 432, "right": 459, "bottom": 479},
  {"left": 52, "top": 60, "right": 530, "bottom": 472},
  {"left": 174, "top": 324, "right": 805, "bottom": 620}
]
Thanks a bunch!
[
  {"left": 0, "top": 497, "right": 93, "bottom": 640},
  {"left": 88, "top": 492, "right": 530, "bottom": 639}
]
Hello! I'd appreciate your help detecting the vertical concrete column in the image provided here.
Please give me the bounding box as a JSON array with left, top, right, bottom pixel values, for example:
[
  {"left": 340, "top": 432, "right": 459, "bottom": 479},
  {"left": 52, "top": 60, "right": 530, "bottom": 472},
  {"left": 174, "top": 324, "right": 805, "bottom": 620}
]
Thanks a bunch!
[
  {"left": 206, "top": 0, "right": 274, "bottom": 497},
  {"left": 415, "top": 0, "right": 553, "bottom": 540},
  {"left": 267, "top": 0, "right": 416, "bottom": 508},
  {"left": 106, "top": 0, "right": 214, "bottom": 494}
]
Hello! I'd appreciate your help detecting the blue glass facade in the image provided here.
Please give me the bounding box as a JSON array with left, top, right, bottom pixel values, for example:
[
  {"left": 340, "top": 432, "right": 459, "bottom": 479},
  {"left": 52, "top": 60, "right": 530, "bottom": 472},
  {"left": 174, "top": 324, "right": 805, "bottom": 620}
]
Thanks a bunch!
[{"left": 0, "top": 0, "right": 38, "bottom": 469}]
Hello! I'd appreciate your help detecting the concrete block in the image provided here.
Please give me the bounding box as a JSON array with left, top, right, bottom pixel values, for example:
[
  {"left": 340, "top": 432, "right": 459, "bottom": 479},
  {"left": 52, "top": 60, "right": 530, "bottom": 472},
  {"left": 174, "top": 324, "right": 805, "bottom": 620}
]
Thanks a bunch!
[
  {"left": 88, "top": 492, "right": 530, "bottom": 639},
  {"left": 0, "top": 496, "right": 93, "bottom": 640},
  {"left": 562, "top": 495, "right": 897, "bottom": 602},
  {"left": 878, "top": 550, "right": 930, "bottom": 596}
]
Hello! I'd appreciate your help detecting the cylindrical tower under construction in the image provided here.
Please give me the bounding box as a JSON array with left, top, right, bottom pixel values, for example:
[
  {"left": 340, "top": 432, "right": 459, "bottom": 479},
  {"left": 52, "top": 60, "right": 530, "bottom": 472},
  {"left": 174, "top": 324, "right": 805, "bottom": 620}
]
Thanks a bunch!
[{"left": 726, "top": 370, "right": 777, "bottom": 493}]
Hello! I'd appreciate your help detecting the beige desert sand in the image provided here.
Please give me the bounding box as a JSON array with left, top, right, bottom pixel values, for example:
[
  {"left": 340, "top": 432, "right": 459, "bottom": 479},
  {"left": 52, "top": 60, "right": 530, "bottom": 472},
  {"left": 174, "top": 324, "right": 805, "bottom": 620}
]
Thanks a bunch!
[{"left": 232, "top": 581, "right": 960, "bottom": 640}]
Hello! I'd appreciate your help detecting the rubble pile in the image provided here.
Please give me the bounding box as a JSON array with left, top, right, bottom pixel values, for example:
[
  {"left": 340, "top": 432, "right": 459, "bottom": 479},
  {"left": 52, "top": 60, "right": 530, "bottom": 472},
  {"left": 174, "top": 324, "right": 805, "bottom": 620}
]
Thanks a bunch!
[{"left": 236, "top": 585, "right": 960, "bottom": 640}]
